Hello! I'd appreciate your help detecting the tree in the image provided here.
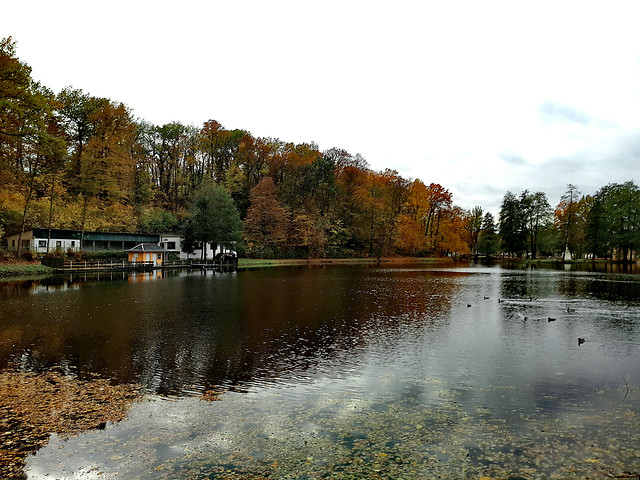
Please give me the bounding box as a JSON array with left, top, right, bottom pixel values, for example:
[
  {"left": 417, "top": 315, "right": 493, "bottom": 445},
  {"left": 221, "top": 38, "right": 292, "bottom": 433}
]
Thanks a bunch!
[
  {"left": 439, "top": 206, "right": 471, "bottom": 256},
  {"left": 141, "top": 208, "right": 178, "bottom": 234},
  {"left": 188, "top": 184, "right": 243, "bottom": 260},
  {"left": 466, "top": 206, "right": 483, "bottom": 256},
  {"left": 556, "top": 184, "right": 580, "bottom": 260},
  {"left": 521, "top": 191, "right": 551, "bottom": 259},
  {"left": 1, "top": 38, "right": 65, "bottom": 255},
  {"left": 243, "top": 177, "right": 287, "bottom": 253},
  {"left": 499, "top": 191, "right": 526, "bottom": 257},
  {"left": 585, "top": 193, "right": 607, "bottom": 259},
  {"left": 478, "top": 212, "right": 499, "bottom": 256},
  {"left": 57, "top": 87, "right": 105, "bottom": 184},
  {"left": 591, "top": 182, "right": 640, "bottom": 261},
  {"left": 423, "top": 183, "right": 453, "bottom": 254}
]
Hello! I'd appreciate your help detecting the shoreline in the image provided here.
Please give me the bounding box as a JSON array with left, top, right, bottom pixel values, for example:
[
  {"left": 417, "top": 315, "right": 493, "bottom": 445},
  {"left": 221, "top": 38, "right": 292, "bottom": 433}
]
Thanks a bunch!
[
  {"left": 0, "top": 256, "right": 636, "bottom": 281},
  {"left": 0, "top": 257, "right": 444, "bottom": 279}
]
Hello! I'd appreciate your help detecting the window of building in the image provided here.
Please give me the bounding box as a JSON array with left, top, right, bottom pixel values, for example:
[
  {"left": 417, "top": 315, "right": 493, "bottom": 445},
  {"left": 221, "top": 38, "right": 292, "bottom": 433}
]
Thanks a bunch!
[
  {"left": 38, "top": 240, "right": 47, "bottom": 248},
  {"left": 56, "top": 241, "right": 62, "bottom": 249},
  {"left": 71, "top": 241, "right": 75, "bottom": 247},
  {"left": 166, "top": 241, "right": 176, "bottom": 249}
]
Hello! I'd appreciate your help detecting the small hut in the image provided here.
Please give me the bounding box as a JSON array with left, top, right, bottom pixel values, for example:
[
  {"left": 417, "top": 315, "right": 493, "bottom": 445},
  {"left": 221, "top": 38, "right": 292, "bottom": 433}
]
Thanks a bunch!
[{"left": 127, "top": 243, "right": 164, "bottom": 266}]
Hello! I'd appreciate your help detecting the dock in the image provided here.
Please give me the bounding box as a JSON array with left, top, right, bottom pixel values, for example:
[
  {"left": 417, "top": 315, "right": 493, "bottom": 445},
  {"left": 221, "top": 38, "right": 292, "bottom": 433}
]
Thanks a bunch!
[{"left": 41, "top": 257, "right": 238, "bottom": 274}]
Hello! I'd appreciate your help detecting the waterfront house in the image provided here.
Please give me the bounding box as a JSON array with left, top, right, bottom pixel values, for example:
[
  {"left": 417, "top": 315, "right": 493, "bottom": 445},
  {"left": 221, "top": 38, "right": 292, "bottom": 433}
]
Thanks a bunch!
[{"left": 126, "top": 243, "right": 164, "bottom": 266}]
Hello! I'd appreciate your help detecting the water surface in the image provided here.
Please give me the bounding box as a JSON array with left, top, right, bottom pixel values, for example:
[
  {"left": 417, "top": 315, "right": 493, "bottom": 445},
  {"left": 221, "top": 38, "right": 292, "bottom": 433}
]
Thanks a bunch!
[{"left": 1, "top": 263, "right": 638, "bottom": 479}]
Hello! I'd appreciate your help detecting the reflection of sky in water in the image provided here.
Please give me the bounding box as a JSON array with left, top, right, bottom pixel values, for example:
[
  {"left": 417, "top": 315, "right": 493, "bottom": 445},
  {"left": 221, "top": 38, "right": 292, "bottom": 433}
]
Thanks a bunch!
[{"left": 9, "top": 265, "right": 640, "bottom": 478}]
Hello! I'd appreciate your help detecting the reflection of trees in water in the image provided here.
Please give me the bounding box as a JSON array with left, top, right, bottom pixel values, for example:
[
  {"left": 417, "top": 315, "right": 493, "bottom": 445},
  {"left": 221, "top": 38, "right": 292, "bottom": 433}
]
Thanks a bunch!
[
  {"left": 0, "top": 268, "right": 461, "bottom": 396},
  {"left": 129, "top": 268, "right": 462, "bottom": 395}
]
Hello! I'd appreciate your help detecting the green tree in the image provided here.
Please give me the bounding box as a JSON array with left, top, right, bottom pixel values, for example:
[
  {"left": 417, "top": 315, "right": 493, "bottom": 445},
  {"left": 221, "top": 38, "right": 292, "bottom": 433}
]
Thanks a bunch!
[
  {"left": 499, "top": 191, "right": 526, "bottom": 257},
  {"left": 594, "top": 182, "right": 640, "bottom": 261},
  {"left": 586, "top": 192, "right": 608, "bottom": 258},
  {"left": 188, "top": 184, "right": 243, "bottom": 260},
  {"left": 477, "top": 212, "right": 499, "bottom": 256},
  {"left": 141, "top": 208, "right": 178, "bottom": 234},
  {"left": 521, "top": 191, "right": 551, "bottom": 259}
]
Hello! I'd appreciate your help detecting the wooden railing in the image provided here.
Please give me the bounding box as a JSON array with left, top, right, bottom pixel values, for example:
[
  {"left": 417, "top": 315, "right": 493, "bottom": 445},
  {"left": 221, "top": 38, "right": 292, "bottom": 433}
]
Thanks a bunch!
[{"left": 42, "top": 256, "right": 238, "bottom": 272}]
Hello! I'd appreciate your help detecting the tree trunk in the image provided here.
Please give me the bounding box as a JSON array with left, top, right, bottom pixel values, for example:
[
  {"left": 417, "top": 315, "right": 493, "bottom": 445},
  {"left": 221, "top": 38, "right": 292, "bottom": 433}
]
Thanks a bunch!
[
  {"left": 46, "top": 173, "right": 56, "bottom": 255},
  {"left": 16, "top": 168, "right": 37, "bottom": 258},
  {"left": 80, "top": 194, "right": 88, "bottom": 250}
]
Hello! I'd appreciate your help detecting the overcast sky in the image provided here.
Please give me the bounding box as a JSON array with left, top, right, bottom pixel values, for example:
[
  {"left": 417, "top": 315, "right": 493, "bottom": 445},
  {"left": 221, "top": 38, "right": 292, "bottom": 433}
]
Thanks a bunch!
[{"left": 3, "top": 1, "right": 640, "bottom": 215}]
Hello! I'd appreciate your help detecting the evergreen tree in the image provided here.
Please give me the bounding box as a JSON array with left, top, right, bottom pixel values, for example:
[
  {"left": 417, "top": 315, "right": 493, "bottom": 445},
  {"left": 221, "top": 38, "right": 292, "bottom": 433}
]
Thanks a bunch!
[
  {"left": 499, "top": 192, "right": 526, "bottom": 257},
  {"left": 478, "top": 212, "right": 499, "bottom": 256}
]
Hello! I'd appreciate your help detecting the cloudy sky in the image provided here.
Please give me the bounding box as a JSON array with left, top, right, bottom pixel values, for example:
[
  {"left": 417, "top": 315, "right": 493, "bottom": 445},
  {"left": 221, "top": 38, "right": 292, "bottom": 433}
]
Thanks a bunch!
[{"left": 3, "top": 1, "right": 640, "bottom": 215}]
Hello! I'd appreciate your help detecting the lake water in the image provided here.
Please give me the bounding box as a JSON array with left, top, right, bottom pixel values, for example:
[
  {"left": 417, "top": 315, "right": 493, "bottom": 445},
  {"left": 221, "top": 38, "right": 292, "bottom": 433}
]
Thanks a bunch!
[{"left": 1, "top": 262, "right": 639, "bottom": 479}]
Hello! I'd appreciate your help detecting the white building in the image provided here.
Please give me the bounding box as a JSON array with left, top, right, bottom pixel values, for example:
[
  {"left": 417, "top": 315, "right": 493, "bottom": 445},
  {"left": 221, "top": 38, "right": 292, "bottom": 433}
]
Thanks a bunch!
[
  {"left": 7, "top": 228, "right": 235, "bottom": 261},
  {"left": 159, "top": 234, "right": 224, "bottom": 260},
  {"left": 6, "top": 228, "right": 159, "bottom": 254}
]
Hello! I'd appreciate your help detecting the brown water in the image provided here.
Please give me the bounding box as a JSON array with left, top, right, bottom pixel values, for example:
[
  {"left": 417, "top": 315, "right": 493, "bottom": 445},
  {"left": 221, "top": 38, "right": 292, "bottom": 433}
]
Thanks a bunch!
[{"left": 1, "top": 263, "right": 639, "bottom": 479}]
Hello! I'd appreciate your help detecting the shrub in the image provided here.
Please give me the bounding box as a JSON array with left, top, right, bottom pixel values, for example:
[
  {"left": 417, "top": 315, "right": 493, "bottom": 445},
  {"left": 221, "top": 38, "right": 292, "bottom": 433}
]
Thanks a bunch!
[{"left": 21, "top": 250, "right": 36, "bottom": 261}]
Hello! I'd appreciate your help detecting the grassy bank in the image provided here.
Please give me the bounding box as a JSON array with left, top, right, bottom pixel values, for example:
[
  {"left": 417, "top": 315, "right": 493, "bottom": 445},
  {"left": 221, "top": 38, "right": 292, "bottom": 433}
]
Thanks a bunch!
[
  {"left": 237, "top": 257, "right": 443, "bottom": 269},
  {"left": 0, "top": 264, "right": 55, "bottom": 278}
]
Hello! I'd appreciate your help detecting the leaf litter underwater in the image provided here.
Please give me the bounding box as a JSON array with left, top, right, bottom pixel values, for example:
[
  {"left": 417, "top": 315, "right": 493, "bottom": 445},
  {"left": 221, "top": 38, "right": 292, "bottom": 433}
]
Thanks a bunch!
[{"left": 22, "top": 374, "right": 640, "bottom": 479}]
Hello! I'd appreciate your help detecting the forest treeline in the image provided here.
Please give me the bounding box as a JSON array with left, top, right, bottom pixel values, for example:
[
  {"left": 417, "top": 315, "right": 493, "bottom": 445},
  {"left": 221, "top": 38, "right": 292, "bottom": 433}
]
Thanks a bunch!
[{"left": 1, "top": 37, "right": 639, "bottom": 260}]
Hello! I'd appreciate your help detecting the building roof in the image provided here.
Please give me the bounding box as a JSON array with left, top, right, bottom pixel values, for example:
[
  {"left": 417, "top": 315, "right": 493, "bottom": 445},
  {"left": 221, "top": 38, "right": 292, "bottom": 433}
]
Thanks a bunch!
[
  {"left": 7, "top": 228, "right": 159, "bottom": 243},
  {"left": 127, "top": 243, "right": 165, "bottom": 253}
]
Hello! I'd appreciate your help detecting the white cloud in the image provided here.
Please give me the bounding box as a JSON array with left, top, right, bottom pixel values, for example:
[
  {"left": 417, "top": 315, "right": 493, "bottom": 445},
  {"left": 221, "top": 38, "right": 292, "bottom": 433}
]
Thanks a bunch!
[{"left": 3, "top": 0, "right": 640, "bottom": 213}]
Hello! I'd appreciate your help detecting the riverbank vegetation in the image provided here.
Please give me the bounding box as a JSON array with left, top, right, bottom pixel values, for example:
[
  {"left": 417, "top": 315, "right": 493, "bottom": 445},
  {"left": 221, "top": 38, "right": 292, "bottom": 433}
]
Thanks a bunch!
[
  {"left": 1, "top": 37, "right": 638, "bottom": 262},
  {"left": 0, "top": 264, "right": 53, "bottom": 278}
]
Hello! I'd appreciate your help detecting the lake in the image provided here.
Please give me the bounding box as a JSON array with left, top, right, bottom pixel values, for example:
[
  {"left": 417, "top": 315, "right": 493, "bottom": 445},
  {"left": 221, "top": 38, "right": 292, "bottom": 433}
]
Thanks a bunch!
[{"left": 1, "top": 262, "right": 639, "bottom": 479}]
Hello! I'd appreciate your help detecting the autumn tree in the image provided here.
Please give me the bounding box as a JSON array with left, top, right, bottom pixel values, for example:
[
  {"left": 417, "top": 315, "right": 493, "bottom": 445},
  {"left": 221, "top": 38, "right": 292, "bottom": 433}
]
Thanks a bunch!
[
  {"left": 197, "top": 120, "right": 245, "bottom": 186},
  {"left": 424, "top": 183, "right": 453, "bottom": 254},
  {"left": 57, "top": 87, "right": 105, "bottom": 185},
  {"left": 67, "top": 100, "right": 140, "bottom": 239},
  {"left": 226, "top": 134, "right": 273, "bottom": 216},
  {"left": 243, "top": 177, "right": 287, "bottom": 255},
  {"left": 438, "top": 206, "right": 471, "bottom": 256},
  {"left": 0, "top": 37, "right": 65, "bottom": 255},
  {"left": 465, "top": 206, "right": 483, "bottom": 256},
  {"left": 555, "top": 184, "right": 581, "bottom": 260}
]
